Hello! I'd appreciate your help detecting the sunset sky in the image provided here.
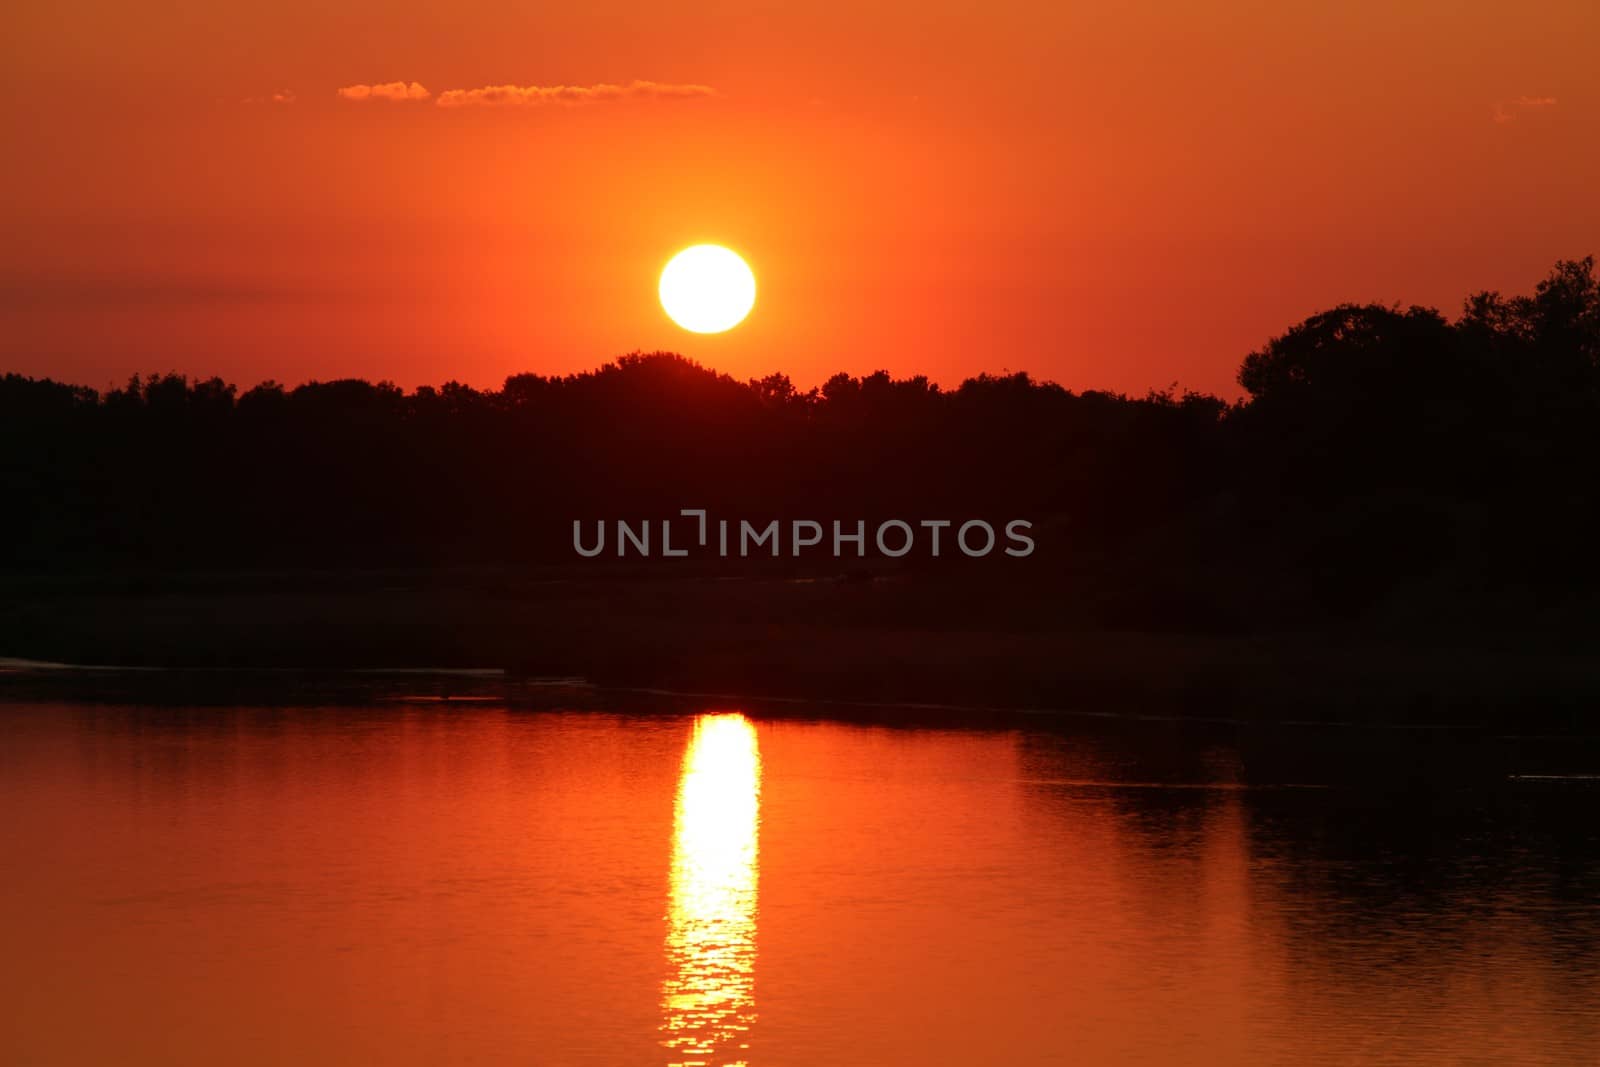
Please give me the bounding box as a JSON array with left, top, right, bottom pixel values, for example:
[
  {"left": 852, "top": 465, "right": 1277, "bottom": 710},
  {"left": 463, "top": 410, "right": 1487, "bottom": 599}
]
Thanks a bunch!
[{"left": 3, "top": 0, "right": 1597, "bottom": 396}]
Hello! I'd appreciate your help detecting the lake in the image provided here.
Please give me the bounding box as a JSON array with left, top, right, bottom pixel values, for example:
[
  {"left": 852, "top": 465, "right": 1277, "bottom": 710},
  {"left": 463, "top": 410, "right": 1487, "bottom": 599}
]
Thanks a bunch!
[{"left": 2, "top": 699, "right": 1598, "bottom": 1065}]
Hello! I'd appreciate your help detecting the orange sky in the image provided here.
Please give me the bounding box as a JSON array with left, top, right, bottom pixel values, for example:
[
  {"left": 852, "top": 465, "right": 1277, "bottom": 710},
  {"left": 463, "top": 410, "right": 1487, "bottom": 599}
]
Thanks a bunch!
[{"left": 3, "top": 0, "right": 1597, "bottom": 396}]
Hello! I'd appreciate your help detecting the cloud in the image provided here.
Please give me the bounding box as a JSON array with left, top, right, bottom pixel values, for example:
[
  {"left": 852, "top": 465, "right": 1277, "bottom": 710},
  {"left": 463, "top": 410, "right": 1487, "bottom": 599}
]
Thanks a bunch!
[
  {"left": 337, "top": 81, "right": 431, "bottom": 103},
  {"left": 1493, "top": 95, "right": 1557, "bottom": 124},
  {"left": 434, "top": 80, "right": 717, "bottom": 109},
  {"left": 243, "top": 89, "right": 296, "bottom": 105}
]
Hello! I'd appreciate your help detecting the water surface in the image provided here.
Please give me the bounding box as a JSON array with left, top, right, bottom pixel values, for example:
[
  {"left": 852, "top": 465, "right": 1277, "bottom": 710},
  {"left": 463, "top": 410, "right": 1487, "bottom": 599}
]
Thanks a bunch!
[{"left": 2, "top": 701, "right": 1598, "bottom": 1065}]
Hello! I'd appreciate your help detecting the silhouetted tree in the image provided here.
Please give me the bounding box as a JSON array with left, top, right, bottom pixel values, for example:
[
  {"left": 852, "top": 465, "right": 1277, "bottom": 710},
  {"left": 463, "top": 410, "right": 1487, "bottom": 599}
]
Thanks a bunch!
[{"left": 4, "top": 258, "right": 1599, "bottom": 627}]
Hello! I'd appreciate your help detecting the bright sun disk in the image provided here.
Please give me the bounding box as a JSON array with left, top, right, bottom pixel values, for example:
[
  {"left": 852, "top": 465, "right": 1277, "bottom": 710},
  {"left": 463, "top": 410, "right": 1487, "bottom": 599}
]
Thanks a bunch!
[{"left": 659, "top": 245, "right": 756, "bottom": 334}]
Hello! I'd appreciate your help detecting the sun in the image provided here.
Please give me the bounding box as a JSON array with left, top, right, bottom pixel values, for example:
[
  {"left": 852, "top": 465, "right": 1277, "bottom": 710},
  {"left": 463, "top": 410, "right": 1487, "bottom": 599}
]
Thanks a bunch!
[{"left": 659, "top": 245, "right": 756, "bottom": 334}]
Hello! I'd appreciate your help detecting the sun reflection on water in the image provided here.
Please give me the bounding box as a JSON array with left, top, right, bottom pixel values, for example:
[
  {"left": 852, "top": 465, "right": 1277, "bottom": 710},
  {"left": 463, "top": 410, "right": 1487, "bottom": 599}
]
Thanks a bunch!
[{"left": 661, "top": 713, "right": 762, "bottom": 1067}]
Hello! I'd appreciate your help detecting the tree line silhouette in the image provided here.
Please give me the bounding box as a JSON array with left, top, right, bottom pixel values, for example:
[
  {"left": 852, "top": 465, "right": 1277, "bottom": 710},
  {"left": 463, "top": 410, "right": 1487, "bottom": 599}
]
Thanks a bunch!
[{"left": 3, "top": 257, "right": 1597, "bottom": 631}]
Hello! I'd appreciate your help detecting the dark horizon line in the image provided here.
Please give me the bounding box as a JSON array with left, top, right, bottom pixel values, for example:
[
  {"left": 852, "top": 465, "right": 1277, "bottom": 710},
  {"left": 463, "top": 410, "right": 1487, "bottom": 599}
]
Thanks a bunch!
[
  {"left": 5, "top": 350, "right": 1236, "bottom": 404},
  {"left": 13, "top": 249, "right": 1595, "bottom": 402}
]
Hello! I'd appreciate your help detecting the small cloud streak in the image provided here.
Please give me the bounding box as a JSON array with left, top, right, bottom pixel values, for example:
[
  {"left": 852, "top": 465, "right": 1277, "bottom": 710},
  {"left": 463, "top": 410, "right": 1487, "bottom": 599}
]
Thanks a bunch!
[
  {"left": 337, "top": 81, "right": 432, "bottom": 103},
  {"left": 1493, "top": 95, "right": 1557, "bottom": 124},
  {"left": 243, "top": 89, "right": 296, "bottom": 105},
  {"left": 434, "top": 80, "right": 717, "bottom": 109}
]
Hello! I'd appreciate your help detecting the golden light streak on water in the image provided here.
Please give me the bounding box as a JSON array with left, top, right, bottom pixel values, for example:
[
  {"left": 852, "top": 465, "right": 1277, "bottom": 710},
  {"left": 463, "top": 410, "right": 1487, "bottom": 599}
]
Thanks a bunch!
[{"left": 660, "top": 713, "right": 762, "bottom": 1067}]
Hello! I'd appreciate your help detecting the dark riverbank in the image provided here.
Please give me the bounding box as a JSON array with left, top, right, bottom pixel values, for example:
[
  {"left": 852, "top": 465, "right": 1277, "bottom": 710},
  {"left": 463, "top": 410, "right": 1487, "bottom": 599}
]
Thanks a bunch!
[
  {"left": 7, "top": 662, "right": 1600, "bottom": 790},
  {"left": 5, "top": 568, "right": 1599, "bottom": 736}
]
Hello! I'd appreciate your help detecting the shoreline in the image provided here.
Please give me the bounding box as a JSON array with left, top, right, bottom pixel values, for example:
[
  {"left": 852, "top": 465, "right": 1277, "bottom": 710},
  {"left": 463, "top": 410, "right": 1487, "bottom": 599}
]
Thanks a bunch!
[
  {"left": 5, "top": 574, "right": 1600, "bottom": 736},
  {"left": 8, "top": 662, "right": 1600, "bottom": 787}
]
